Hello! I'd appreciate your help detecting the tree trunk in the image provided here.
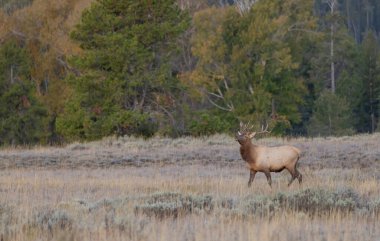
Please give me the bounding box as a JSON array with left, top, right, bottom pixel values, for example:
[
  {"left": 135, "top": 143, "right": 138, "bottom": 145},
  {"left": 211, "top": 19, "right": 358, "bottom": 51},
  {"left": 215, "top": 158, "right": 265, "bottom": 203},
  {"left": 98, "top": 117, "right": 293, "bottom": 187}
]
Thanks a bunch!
[
  {"left": 48, "top": 114, "right": 62, "bottom": 145},
  {"left": 329, "top": 0, "right": 336, "bottom": 94},
  {"left": 330, "top": 31, "right": 335, "bottom": 93},
  {"left": 10, "top": 65, "right": 14, "bottom": 84},
  {"left": 370, "top": 80, "right": 375, "bottom": 133}
]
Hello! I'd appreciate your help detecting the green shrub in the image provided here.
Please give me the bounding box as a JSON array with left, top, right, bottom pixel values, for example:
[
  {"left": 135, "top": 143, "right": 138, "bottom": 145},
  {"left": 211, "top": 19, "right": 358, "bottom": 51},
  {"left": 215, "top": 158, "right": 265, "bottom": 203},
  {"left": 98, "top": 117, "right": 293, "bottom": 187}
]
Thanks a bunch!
[
  {"left": 57, "top": 107, "right": 157, "bottom": 141},
  {"left": 0, "top": 40, "right": 49, "bottom": 145},
  {"left": 188, "top": 112, "right": 236, "bottom": 136}
]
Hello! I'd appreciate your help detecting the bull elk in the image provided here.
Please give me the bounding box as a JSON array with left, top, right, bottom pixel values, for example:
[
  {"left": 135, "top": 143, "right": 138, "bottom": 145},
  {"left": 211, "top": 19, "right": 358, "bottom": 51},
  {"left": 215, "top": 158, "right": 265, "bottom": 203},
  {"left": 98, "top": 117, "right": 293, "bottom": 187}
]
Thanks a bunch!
[{"left": 235, "top": 122, "right": 302, "bottom": 187}]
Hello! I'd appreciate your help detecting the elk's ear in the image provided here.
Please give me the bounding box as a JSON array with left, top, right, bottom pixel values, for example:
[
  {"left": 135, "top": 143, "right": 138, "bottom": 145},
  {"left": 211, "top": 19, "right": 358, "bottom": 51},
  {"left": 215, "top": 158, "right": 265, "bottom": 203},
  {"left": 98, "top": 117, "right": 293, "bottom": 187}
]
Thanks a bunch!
[
  {"left": 248, "top": 132, "right": 256, "bottom": 139},
  {"left": 237, "top": 131, "right": 242, "bottom": 135}
]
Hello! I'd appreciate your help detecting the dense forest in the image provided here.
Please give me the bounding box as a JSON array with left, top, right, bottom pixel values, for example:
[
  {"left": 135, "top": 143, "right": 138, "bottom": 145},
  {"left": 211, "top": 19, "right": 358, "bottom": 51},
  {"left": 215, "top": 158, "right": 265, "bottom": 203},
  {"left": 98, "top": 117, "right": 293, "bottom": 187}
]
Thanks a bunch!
[{"left": 0, "top": 0, "right": 380, "bottom": 145}]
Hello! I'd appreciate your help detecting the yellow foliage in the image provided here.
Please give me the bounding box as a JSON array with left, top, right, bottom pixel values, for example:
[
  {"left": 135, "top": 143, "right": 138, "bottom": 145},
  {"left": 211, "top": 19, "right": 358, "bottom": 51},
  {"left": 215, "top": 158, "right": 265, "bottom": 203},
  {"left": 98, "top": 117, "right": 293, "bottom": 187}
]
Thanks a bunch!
[
  {"left": 190, "top": 7, "right": 236, "bottom": 91},
  {"left": 0, "top": 0, "right": 94, "bottom": 115}
]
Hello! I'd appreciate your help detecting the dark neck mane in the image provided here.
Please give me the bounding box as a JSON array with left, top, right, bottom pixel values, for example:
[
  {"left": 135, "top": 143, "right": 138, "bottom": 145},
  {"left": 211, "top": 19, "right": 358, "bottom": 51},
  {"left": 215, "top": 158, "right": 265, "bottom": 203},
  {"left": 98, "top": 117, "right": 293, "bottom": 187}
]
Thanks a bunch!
[{"left": 240, "top": 141, "right": 256, "bottom": 163}]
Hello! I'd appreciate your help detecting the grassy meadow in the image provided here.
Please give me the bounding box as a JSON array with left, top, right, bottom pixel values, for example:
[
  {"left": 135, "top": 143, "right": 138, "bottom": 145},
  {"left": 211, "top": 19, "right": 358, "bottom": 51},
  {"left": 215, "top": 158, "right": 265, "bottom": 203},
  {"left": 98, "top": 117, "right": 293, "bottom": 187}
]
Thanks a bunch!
[{"left": 0, "top": 134, "right": 380, "bottom": 241}]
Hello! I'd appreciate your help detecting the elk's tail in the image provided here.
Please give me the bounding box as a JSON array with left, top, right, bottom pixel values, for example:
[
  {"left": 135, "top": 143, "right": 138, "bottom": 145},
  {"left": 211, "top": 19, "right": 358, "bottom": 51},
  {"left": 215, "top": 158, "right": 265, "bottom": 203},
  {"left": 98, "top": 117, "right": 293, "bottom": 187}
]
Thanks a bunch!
[{"left": 291, "top": 147, "right": 301, "bottom": 163}]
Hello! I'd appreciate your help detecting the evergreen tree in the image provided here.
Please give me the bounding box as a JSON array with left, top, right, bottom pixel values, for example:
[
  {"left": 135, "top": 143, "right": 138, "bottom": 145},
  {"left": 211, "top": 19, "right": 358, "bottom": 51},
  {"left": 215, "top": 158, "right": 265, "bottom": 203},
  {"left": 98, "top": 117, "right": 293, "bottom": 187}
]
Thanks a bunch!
[
  {"left": 0, "top": 40, "right": 48, "bottom": 145},
  {"left": 311, "top": 0, "right": 357, "bottom": 93},
  {"left": 57, "top": 0, "right": 190, "bottom": 140},
  {"left": 307, "top": 90, "right": 354, "bottom": 136},
  {"left": 308, "top": 0, "right": 361, "bottom": 136},
  {"left": 356, "top": 31, "right": 380, "bottom": 132}
]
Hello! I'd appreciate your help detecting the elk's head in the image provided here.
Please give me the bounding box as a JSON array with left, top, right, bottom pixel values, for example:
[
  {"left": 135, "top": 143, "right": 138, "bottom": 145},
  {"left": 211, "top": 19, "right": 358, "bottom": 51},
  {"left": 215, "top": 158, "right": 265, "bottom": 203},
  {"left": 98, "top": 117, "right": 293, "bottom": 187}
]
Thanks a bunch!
[{"left": 235, "top": 122, "right": 270, "bottom": 145}]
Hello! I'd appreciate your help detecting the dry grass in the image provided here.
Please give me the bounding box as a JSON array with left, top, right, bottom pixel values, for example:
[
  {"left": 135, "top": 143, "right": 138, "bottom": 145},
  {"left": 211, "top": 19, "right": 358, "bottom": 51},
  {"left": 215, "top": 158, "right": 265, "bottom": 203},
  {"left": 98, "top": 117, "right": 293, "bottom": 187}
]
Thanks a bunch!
[
  {"left": 1, "top": 133, "right": 379, "bottom": 169},
  {"left": 0, "top": 134, "right": 380, "bottom": 241}
]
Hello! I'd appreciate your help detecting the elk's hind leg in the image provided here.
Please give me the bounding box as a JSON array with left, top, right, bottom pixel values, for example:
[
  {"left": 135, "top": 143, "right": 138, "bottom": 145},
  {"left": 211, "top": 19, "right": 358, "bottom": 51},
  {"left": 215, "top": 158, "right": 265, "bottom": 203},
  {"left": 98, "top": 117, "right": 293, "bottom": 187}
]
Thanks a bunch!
[
  {"left": 295, "top": 156, "right": 302, "bottom": 184},
  {"left": 287, "top": 167, "right": 302, "bottom": 186},
  {"left": 248, "top": 170, "right": 256, "bottom": 187},
  {"left": 296, "top": 169, "right": 302, "bottom": 184},
  {"left": 287, "top": 168, "right": 297, "bottom": 187},
  {"left": 264, "top": 171, "right": 272, "bottom": 188}
]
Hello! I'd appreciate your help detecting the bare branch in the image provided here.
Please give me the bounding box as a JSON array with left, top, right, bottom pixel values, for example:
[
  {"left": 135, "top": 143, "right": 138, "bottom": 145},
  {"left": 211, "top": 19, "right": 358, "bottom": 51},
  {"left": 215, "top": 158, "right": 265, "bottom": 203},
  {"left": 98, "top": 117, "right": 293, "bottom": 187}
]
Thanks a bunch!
[
  {"left": 153, "top": 101, "right": 176, "bottom": 126},
  {"left": 217, "top": 87, "right": 224, "bottom": 98},
  {"left": 223, "top": 79, "right": 229, "bottom": 90},
  {"left": 9, "top": 29, "right": 81, "bottom": 77},
  {"left": 234, "top": 0, "right": 257, "bottom": 16},
  {"left": 207, "top": 91, "right": 224, "bottom": 99},
  {"left": 287, "top": 22, "right": 320, "bottom": 35},
  {"left": 206, "top": 95, "right": 234, "bottom": 112},
  {"left": 325, "top": 0, "right": 337, "bottom": 11},
  {"left": 248, "top": 84, "right": 254, "bottom": 95},
  {"left": 203, "top": 81, "right": 235, "bottom": 113},
  {"left": 55, "top": 56, "right": 81, "bottom": 76},
  {"left": 10, "top": 29, "right": 27, "bottom": 38}
]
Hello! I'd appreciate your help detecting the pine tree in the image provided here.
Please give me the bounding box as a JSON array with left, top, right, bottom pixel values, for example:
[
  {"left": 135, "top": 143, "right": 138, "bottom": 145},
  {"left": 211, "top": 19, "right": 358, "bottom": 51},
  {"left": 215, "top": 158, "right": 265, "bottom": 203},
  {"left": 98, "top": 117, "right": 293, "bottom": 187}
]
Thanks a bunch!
[
  {"left": 307, "top": 90, "right": 354, "bottom": 136},
  {"left": 357, "top": 31, "right": 380, "bottom": 132},
  {"left": 0, "top": 40, "right": 48, "bottom": 145},
  {"left": 57, "top": 0, "right": 190, "bottom": 140}
]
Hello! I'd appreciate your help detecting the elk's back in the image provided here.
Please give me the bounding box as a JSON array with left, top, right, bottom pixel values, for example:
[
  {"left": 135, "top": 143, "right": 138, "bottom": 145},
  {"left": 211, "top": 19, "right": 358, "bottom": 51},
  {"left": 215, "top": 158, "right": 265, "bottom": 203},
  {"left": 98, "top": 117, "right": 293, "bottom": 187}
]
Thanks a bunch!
[{"left": 253, "top": 145, "right": 300, "bottom": 171}]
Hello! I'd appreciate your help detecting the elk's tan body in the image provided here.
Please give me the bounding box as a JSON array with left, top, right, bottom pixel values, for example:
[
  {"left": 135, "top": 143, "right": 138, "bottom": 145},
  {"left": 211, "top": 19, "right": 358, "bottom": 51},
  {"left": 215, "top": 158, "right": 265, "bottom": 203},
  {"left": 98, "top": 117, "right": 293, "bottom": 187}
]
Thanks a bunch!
[
  {"left": 241, "top": 144, "right": 300, "bottom": 172},
  {"left": 236, "top": 123, "right": 302, "bottom": 187}
]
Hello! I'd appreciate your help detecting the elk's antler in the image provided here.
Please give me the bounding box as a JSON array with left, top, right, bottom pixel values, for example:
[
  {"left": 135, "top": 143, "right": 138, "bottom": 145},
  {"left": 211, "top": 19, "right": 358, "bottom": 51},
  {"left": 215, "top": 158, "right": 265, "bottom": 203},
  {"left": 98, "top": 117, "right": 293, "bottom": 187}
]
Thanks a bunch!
[
  {"left": 239, "top": 121, "right": 254, "bottom": 133},
  {"left": 255, "top": 123, "right": 271, "bottom": 135}
]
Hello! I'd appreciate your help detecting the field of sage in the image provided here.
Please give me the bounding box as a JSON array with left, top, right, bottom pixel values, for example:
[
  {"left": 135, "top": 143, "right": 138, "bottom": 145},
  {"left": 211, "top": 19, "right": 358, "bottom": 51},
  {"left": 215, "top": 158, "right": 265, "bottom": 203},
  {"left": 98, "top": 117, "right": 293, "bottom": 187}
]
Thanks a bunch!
[{"left": 0, "top": 134, "right": 379, "bottom": 241}]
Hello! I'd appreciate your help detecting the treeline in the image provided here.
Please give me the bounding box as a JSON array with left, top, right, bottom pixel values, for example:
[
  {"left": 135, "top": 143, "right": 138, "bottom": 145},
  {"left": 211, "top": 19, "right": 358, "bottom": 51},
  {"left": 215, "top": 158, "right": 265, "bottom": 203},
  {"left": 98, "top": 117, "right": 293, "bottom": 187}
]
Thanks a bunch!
[{"left": 0, "top": 0, "right": 379, "bottom": 145}]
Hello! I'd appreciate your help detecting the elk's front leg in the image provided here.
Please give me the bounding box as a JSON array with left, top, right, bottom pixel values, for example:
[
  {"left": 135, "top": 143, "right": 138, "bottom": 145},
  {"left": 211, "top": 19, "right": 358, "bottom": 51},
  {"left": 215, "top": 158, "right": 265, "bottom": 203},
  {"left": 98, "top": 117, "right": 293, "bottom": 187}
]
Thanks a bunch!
[
  {"left": 248, "top": 170, "right": 256, "bottom": 187},
  {"left": 264, "top": 171, "right": 272, "bottom": 188}
]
